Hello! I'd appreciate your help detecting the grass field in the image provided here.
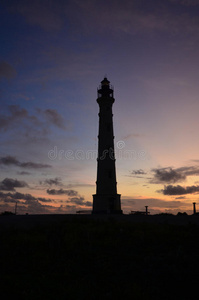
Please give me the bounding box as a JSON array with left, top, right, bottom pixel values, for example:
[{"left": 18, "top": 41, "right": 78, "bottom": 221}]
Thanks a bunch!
[{"left": 1, "top": 214, "right": 199, "bottom": 299}]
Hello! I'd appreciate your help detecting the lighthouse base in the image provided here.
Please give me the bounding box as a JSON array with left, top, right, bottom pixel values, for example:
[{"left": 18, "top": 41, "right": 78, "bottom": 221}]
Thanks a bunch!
[{"left": 92, "top": 194, "right": 122, "bottom": 214}]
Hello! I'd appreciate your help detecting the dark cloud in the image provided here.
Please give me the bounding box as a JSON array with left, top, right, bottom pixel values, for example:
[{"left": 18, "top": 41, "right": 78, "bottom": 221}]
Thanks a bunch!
[
  {"left": 69, "top": 196, "right": 85, "bottom": 205},
  {"left": 123, "top": 133, "right": 144, "bottom": 140},
  {"left": 21, "top": 201, "right": 54, "bottom": 214},
  {"left": 65, "top": 0, "right": 199, "bottom": 38},
  {"left": 0, "top": 201, "right": 76, "bottom": 215},
  {"left": 0, "top": 61, "right": 17, "bottom": 79},
  {"left": 0, "top": 156, "right": 19, "bottom": 165},
  {"left": 0, "top": 155, "right": 51, "bottom": 169},
  {"left": 0, "top": 190, "right": 85, "bottom": 214},
  {"left": 17, "top": 193, "right": 52, "bottom": 203},
  {"left": 20, "top": 161, "right": 51, "bottom": 169},
  {"left": 37, "top": 197, "right": 53, "bottom": 203},
  {"left": 17, "top": 171, "right": 31, "bottom": 175},
  {"left": 176, "top": 166, "right": 199, "bottom": 177},
  {"left": 44, "top": 109, "right": 65, "bottom": 129},
  {"left": 66, "top": 183, "right": 95, "bottom": 188},
  {"left": 0, "top": 105, "right": 28, "bottom": 131},
  {"left": 132, "top": 169, "right": 146, "bottom": 175},
  {"left": 126, "top": 169, "right": 148, "bottom": 179},
  {"left": 65, "top": 194, "right": 91, "bottom": 207},
  {"left": 122, "top": 197, "right": 188, "bottom": 211},
  {"left": 0, "top": 191, "right": 18, "bottom": 203},
  {"left": 12, "top": 192, "right": 36, "bottom": 201},
  {"left": 0, "top": 191, "right": 53, "bottom": 203},
  {"left": 169, "top": 0, "right": 199, "bottom": 6},
  {"left": 151, "top": 167, "right": 186, "bottom": 183},
  {"left": 0, "top": 105, "right": 65, "bottom": 132},
  {"left": 40, "top": 177, "right": 62, "bottom": 186},
  {"left": 84, "top": 201, "right": 92, "bottom": 207},
  {"left": 151, "top": 165, "right": 199, "bottom": 184},
  {"left": 10, "top": 0, "right": 64, "bottom": 31},
  {"left": 162, "top": 185, "right": 199, "bottom": 195},
  {"left": 4, "top": 0, "right": 199, "bottom": 41},
  {"left": 0, "top": 178, "right": 28, "bottom": 191},
  {"left": 45, "top": 185, "right": 93, "bottom": 207},
  {"left": 47, "top": 189, "right": 78, "bottom": 196}
]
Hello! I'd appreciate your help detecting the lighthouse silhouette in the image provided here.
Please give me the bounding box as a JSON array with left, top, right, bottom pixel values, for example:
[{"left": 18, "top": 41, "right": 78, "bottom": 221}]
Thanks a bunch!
[{"left": 92, "top": 78, "right": 122, "bottom": 214}]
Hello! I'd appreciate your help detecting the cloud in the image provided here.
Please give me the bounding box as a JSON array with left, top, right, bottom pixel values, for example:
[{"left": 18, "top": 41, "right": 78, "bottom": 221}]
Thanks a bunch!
[
  {"left": 43, "top": 109, "right": 65, "bottom": 129},
  {"left": 0, "top": 178, "right": 28, "bottom": 191},
  {"left": 21, "top": 201, "right": 54, "bottom": 214},
  {"left": 123, "top": 133, "right": 144, "bottom": 140},
  {"left": 40, "top": 177, "right": 62, "bottom": 186},
  {"left": 67, "top": 0, "right": 199, "bottom": 38},
  {"left": 122, "top": 197, "right": 189, "bottom": 213},
  {"left": 0, "top": 189, "right": 88, "bottom": 214},
  {"left": 132, "top": 169, "right": 147, "bottom": 175},
  {"left": 37, "top": 197, "right": 54, "bottom": 203},
  {"left": 0, "top": 189, "right": 91, "bottom": 214},
  {"left": 0, "top": 155, "right": 51, "bottom": 169},
  {"left": 67, "top": 195, "right": 92, "bottom": 207},
  {"left": 151, "top": 165, "right": 199, "bottom": 184},
  {"left": 66, "top": 183, "right": 95, "bottom": 188},
  {"left": 17, "top": 171, "right": 31, "bottom": 175},
  {"left": 5, "top": 0, "right": 199, "bottom": 38},
  {"left": 169, "top": 0, "right": 199, "bottom": 5},
  {"left": 0, "top": 200, "right": 76, "bottom": 215},
  {"left": 151, "top": 167, "right": 186, "bottom": 183},
  {"left": 84, "top": 201, "right": 92, "bottom": 207},
  {"left": 176, "top": 166, "right": 199, "bottom": 177},
  {"left": 0, "top": 105, "right": 28, "bottom": 131},
  {"left": 0, "top": 156, "right": 19, "bottom": 165},
  {"left": 47, "top": 189, "right": 78, "bottom": 196},
  {"left": 20, "top": 162, "right": 51, "bottom": 169},
  {"left": 47, "top": 189, "right": 92, "bottom": 207},
  {"left": 0, "top": 191, "right": 53, "bottom": 203},
  {"left": 0, "top": 61, "right": 17, "bottom": 80},
  {"left": 162, "top": 185, "right": 199, "bottom": 195},
  {"left": 128, "top": 169, "right": 147, "bottom": 179},
  {"left": 0, "top": 105, "right": 65, "bottom": 133},
  {"left": 9, "top": 0, "right": 65, "bottom": 31},
  {"left": 69, "top": 196, "right": 85, "bottom": 205}
]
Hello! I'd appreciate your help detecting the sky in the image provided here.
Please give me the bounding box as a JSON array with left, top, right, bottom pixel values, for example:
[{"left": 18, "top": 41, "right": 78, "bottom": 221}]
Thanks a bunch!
[{"left": 1, "top": 0, "right": 199, "bottom": 215}]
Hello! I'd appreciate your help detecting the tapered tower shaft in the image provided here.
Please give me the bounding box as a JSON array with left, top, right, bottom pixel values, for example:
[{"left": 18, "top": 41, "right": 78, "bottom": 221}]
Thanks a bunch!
[{"left": 92, "top": 78, "right": 122, "bottom": 214}]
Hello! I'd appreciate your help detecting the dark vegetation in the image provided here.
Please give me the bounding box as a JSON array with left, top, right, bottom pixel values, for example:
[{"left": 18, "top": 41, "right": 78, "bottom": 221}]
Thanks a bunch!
[
  {"left": 0, "top": 211, "right": 15, "bottom": 215},
  {"left": 1, "top": 215, "right": 199, "bottom": 299}
]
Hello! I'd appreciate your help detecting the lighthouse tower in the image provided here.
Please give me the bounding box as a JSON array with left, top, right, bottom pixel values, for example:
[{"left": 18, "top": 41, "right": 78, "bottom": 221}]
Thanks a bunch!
[{"left": 92, "top": 78, "right": 122, "bottom": 214}]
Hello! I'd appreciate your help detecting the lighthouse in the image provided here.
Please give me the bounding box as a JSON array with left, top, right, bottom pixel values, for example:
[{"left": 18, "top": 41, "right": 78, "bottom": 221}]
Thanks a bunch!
[{"left": 92, "top": 78, "right": 122, "bottom": 214}]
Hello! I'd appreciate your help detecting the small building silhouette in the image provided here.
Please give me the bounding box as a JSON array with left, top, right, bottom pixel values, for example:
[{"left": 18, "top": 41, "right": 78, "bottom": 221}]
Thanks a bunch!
[
  {"left": 193, "top": 202, "right": 196, "bottom": 215},
  {"left": 130, "top": 206, "right": 150, "bottom": 215}
]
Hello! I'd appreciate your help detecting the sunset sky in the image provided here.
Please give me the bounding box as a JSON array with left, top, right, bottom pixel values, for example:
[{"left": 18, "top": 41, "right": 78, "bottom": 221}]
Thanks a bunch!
[{"left": 1, "top": 0, "right": 199, "bottom": 214}]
